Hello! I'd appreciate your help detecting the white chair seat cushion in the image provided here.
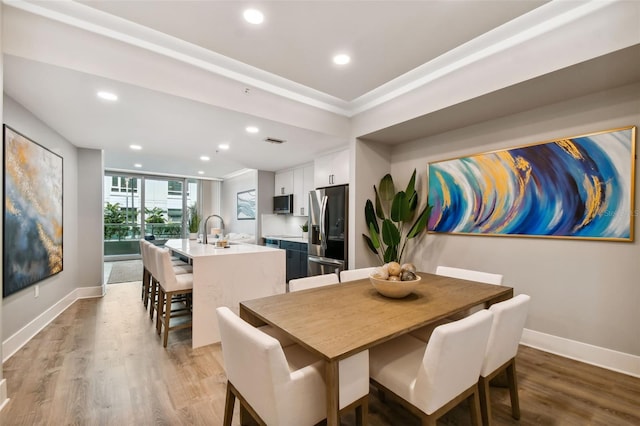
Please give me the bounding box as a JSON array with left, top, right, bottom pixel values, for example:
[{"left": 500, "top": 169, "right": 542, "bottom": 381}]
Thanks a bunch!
[
  {"left": 163, "top": 273, "right": 193, "bottom": 292},
  {"left": 369, "top": 333, "right": 427, "bottom": 406},
  {"left": 258, "top": 325, "right": 296, "bottom": 347},
  {"left": 172, "top": 264, "right": 193, "bottom": 275}
]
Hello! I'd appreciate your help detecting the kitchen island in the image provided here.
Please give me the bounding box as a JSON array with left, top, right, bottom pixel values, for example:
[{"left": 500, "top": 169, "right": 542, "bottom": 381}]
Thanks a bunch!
[{"left": 165, "top": 239, "right": 286, "bottom": 348}]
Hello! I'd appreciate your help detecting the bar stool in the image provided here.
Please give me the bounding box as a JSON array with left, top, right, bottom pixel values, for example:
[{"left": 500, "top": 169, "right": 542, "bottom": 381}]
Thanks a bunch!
[
  {"left": 145, "top": 243, "right": 192, "bottom": 319},
  {"left": 154, "top": 247, "right": 194, "bottom": 347}
]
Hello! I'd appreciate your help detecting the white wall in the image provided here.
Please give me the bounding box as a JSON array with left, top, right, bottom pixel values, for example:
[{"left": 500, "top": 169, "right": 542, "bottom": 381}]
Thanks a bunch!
[
  {"left": 220, "top": 170, "right": 257, "bottom": 236},
  {"left": 2, "top": 95, "right": 81, "bottom": 338},
  {"left": 77, "top": 148, "right": 104, "bottom": 290},
  {"left": 0, "top": 3, "right": 6, "bottom": 407},
  {"left": 372, "top": 83, "right": 640, "bottom": 358}
]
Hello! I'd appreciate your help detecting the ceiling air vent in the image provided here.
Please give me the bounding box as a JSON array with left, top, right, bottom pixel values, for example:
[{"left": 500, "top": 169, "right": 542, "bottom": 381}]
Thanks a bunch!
[{"left": 264, "top": 137, "right": 286, "bottom": 144}]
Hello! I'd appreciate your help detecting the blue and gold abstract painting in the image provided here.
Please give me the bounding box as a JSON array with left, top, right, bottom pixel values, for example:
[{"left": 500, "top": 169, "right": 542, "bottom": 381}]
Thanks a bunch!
[
  {"left": 428, "top": 126, "right": 636, "bottom": 241},
  {"left": 4, "top": 125, "right": 63, "bottom": 297}
]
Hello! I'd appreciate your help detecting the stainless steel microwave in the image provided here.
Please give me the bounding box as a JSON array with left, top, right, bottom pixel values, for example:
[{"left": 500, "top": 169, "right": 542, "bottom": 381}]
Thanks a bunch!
[{"left": 273, "top": 194, "right": 293, "bottom": 214}]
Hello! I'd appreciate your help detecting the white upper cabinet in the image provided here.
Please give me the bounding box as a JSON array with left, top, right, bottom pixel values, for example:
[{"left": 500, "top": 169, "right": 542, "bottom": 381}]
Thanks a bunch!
[
  {"left": 274, "top": 170, "right": 294, "bottom": 196},
  {"left": 314, "top": 149, "right": 349, "bottom": 188},
  {"left": 293, "top": 164, "right": 314, "bottom": 216}
]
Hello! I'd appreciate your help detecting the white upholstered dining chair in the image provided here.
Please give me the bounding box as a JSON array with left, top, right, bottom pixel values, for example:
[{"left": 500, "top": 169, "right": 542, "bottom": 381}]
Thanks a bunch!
[
  {"left": 216, "top": 307, "right": 368, "bottom": 426},
  {"left": 369, "top": 309, "right": 494, "bottom": 426},
  {"left": 410, "top": 266, "right": 503, "bottom": 342},
  {"left": 435, "top": 266, "right": 503, "bottom": 286},
  {"left": 288, "top": 272, "right": 339, "bottom": 291},
  {"left": 339, "top": 266, "right": 378, "bottom": 282},
  {"left": 479, "top": 294, "right": 531, "bottom": 426}
]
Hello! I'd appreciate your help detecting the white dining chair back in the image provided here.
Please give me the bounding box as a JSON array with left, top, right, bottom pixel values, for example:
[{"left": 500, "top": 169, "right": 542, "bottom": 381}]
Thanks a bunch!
[
  {"left": 479, "top": 294, "right": 531, "bottom": 425},
  {"left": 417, "top": 309, "right": 494, "bottom": 414},
  {"left": 436, "top": 266, "right": 503, "bottom": 285},
  {"left": 288, "top": 273, "right": 339, "bottom": 292},
  {"left": 370, "top": 309, "right": 494, "bottom": 423},
  {"left": 216, "top": 307, "right": 368, "bottom": 426},
  {"left": 482, "top": 294, "right": 530, "bottom": 376},
  {"left": 340, "top": 267, "right": 378, "bottom": 282}
]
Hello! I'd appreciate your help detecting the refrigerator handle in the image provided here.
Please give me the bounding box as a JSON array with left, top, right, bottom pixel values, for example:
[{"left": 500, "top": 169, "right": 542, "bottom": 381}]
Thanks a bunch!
[{"left": 320, "top": 195, "right": 328, "bottom": 251}]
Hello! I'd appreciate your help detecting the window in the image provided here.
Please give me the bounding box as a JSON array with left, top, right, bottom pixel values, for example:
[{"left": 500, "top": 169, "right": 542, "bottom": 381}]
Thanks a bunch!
[
  {"left": 167, "top": 180, "right": 183, "bottom": 196},
  {"left": 110, "top": 176, "right": 138, "bottom": 193}
]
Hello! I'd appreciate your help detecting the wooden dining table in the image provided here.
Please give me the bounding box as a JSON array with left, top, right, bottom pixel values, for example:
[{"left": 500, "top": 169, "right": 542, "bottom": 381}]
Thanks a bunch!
[{"left": 239, "top": 271, "right": 514, "bottom": 426}]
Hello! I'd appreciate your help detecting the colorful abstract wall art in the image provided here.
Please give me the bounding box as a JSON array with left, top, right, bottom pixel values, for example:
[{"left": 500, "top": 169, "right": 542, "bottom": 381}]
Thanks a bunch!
[
  {"left": 3, "top": 125, "right": 63, "bottom": 297},
  {"left": 428, "top": 126, "right": 636, "bottom": 241}
]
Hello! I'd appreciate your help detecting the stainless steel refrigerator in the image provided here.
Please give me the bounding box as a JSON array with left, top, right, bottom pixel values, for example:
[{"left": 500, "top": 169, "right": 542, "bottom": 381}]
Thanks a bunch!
[{"left": 308, "top": 184, "right": 348, "bottom": 276}]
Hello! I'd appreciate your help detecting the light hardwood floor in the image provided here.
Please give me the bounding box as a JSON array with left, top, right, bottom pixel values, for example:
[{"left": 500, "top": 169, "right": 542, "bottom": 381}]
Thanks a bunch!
[{"left": 1, "top": 281, "right": 639, "bottom": 425}]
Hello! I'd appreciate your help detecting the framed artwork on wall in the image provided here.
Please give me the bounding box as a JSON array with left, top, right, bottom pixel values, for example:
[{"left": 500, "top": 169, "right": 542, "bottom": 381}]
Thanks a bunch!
[
  {"left": 237, "top": 189, "right": 256, "bottom": 220},
  {"left": 428, "top": 126, "right": 636, "bottom": 241},
  {"left": 3, "top": 125, "right": 64, "bottom": 297}
]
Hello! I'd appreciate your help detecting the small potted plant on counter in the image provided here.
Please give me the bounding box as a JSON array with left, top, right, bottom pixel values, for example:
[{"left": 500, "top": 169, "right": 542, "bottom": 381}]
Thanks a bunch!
[
  {"left": 300, "top": 221, "right": 309, "bottom": 240},
  {"left": 188, "top": 204, "right": 201, "bottom": 240}
]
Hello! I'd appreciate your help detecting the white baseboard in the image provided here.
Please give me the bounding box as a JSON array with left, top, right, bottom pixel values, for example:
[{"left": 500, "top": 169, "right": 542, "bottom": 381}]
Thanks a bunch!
[
  {"left": 0, "top": 379, "right": 8, "bottom": 412},
  {"left": 521, "top": 328, "right": 640, "bottom": 378},
  {"left": 2, "top": 286, "right": 103, "bottom": 363}
]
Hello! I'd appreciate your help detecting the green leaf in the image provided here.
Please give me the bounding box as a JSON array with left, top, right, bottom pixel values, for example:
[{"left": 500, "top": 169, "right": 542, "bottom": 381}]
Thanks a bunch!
[
  {"left": 368, "top": 222, "right": 381, "bottom": 249},
  {"left": 364, "top": 199, "right": 379, "bottom": 234},
  {"left": 405, "top": 169, "right": 416, "bottom": 199},
  {"left": 391, "top": 191, "right": 416, "bottom": 223},
  {"left": 374, "top": 186, "right": 385, "bottom": 220},
  {"left": 383, "top": 245, "right": 398, "bottom": 263},
  {"left": 362, "top": 234, "right": 378, "bottom": 255},
  {"left": 407, "top": 204, "right": 433, "bottom": 239},
  {"left": 381, "top": 219, "right": 401, "bottom": 246},
  {"left": 378, "top": 174, "right": 395, "bottom": 203}
]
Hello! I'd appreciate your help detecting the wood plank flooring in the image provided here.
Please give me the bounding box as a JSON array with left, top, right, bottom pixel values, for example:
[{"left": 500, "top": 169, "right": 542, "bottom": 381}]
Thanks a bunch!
[{"left": 1, "top": 281, "right": 639, "bottom": 425}]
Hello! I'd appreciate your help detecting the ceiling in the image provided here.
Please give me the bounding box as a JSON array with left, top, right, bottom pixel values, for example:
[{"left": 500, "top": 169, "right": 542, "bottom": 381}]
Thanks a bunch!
[{"left": 7, "top": 0, "right": 611, "bottom": 180}]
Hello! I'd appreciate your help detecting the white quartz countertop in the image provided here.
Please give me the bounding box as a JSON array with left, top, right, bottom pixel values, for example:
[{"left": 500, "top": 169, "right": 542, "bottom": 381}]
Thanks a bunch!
[
  {"left": 166, "top": 238, "right": 281, "bottom": 258},
  {"left": 263, "top": 236, "right": 308, "bottom": 244}
]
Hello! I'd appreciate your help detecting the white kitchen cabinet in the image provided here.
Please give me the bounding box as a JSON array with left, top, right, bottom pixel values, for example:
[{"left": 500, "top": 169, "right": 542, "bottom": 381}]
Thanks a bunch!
[
  {"left": 274, "top": 170, "right": 293, "bottom": 196},
  {"left": 293, "top": 164, "right": 314, "bottom": 216},
  {"left": 314, "top": 149, "right": 349, "bottom": 188}
]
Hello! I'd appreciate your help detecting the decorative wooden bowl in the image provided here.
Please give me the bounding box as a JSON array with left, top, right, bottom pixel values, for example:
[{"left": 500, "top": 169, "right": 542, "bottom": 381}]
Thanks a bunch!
[{"left": 370, "top": 274, "right": 421, "bottom": 298}]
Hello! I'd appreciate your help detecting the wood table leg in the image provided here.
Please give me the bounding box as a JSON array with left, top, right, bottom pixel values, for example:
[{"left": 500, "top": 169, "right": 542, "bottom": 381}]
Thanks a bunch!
[{"left": 326, "top": 359, "right": 340, "bottom": 426}]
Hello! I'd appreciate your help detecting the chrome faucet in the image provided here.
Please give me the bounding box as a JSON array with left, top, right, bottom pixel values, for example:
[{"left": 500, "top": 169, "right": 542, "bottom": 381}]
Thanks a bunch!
[{"left": 202, "top": 214, "right": 225, "bottom": 245}]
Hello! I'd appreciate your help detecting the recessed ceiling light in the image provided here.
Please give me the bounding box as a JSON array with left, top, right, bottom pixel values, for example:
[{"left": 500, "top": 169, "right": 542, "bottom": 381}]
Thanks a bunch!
[
  {"left": 129, "top": 144, "right": 142, "bottom": 150},
  {"left": 200, "top": 155, "right": 210, "bottom": 161},
  {"left": 333, "top": 54, "right": 351, "bottom": 65},
  {"left": 134, "top": 163, "right": 142, "bottom": 168},
  {"left": 97, "top": 91, "right": 118, "bottom": 101},
  {"left": 243, "top": 9, "right": 264, "bottom": 24},
  {"left": 246, "top": 126, "right": 259, "bottom": 134},
  {"left": 198, "top": 171, "right": 205, "bottom": 175},
  {"left": 218, "top": 143, "right": 230, "bottom": 150}
]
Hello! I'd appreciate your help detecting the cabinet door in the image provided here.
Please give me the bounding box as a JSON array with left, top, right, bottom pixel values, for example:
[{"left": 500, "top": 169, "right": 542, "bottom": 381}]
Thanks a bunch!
[
  {"left": 314, "top": 150, "right": 349, "bottom": 187},
  {"left": 330, "top": 149, "right": 349, "bottom": 186},
  {"left": 274, "top": 170, "right": 294, "bottom": 195},
  {"left": 293, "top": 167, "right": 305, "bottom": 216},
  {"left": 314, "top": 154, "right": 332, "bottom": 188}
]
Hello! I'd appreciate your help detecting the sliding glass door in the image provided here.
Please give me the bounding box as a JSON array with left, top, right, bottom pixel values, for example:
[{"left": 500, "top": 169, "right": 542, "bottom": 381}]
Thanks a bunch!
[{"left": 104, "top": 173, "right": 199, "bottom": 258}]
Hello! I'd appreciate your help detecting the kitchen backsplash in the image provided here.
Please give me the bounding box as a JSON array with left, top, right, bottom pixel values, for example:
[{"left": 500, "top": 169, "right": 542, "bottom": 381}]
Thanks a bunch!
[{"left": 261, "top": 214, "right": 308, "bottom": 237}]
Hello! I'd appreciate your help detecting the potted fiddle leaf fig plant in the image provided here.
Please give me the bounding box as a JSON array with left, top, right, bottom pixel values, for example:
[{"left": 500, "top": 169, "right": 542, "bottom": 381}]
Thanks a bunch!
[
  {"left": 188, "top": 203, "right": 201, "bottom": 240},
  {"left": 363, "top": 169, "right": 431, "bottom": 265}
]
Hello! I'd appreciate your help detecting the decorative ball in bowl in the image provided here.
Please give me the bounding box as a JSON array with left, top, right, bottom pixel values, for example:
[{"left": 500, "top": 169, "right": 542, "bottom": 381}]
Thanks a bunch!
[{"left": 369, "top": 262, "right": 420, "bottom": 298}]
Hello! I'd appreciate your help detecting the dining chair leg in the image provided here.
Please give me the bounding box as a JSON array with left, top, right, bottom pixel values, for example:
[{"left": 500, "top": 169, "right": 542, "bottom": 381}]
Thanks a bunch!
[
  {"left": 163, "top": 291, "right": 172, "bottom": 347},
  {"left": 149, "top": 278, "right": 158, "bottom": 319},
  {"left": 223, "top": 382, "right": 235, "bottom": 426},
  {"left": 479, "top": 376, "right": 491, "bottom": 426},
  {"left": 156, "top": 288, "right": 165, "bottom": 335},
  {"left": 355, "top": 398, "right": 368, "bottom": 426},
  {"left": 469, "top": 386, "right": 482, "bottom": 426},
  {"left": 141, "top": 268, "right": 148, "bottom": 300},
  {"left": 506, "top": 359, "right": 521, "bottom": 420}
]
